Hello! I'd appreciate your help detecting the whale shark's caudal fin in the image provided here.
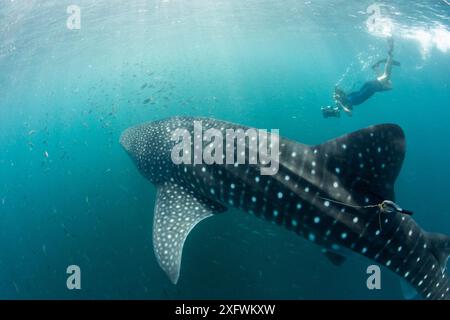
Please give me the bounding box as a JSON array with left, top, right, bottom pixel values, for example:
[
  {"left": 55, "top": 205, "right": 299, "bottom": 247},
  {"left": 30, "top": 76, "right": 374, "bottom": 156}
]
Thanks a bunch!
[
  {"left": 316, "top": 124, "right": 406, "bottom": 203},
  {"left": 427, "top": 232, "right": 450, "bottom": 273},
  {"left": 398, "top": 232, "right": 450, "bottom": 300},
  {"left": 152, "top": 182, "right": 227, "bottom": 284}
]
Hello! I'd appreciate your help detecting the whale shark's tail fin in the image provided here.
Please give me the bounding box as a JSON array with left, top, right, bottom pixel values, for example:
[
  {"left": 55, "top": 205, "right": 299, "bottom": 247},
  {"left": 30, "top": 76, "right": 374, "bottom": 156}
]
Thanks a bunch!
[
  {"left": 400, "top": 232, "right": 450, "bottom": 300},
  {"left": 316, "top": 124, "right": 406, "bottom": 204},
  {"left": 427, "top": 232, "right": 450, "bottom": 273}
]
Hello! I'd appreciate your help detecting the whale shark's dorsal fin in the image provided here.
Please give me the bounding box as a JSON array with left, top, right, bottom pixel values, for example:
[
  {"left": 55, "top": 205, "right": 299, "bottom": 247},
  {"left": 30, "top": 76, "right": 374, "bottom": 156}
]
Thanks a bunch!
[
  {"left": 152, "top": 182, "right": 227, "bottom": 284},
  {"left": 316, "top": 124, "right": 406, "bottom": 203}
]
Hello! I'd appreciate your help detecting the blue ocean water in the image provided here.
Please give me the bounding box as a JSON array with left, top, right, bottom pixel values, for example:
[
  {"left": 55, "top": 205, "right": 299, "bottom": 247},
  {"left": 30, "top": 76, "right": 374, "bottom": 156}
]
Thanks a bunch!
[{"left": 0, "top": 0, "right": 449, "bottom": 299}]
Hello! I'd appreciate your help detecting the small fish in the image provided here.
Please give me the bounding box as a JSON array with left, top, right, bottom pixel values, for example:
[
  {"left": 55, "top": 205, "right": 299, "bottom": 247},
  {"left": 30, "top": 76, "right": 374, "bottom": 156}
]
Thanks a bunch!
[
  {"left": 44, "top": 151, "right": 49, "bottom": 158},
  {"left": 61, "top": 223, "right": 70, "bottom": 237},
  {"left": 12, "top": 281, "right": 20, "bottom": 294},
  {"left": 162, "top": 287, "right": 171, "bottom": 299},
  {"left": 28, "top": 130, "right": 37, "bottom": 136},
  {"left": 1, "top": 197, "right": 5, "bottom": 205},
  {"left": 143, "top": 98, "right": 150, "bottom": 104},
  {"left": 141, "top": 83, "right": 148, "bottom": 89}
]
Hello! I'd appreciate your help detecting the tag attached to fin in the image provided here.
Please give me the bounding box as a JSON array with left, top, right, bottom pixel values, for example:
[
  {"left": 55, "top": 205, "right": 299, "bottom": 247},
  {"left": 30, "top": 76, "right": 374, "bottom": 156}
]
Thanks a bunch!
[
  {"left": 152, "top": 182, "right": 226, "bottom": 284},
  {"left": 323, "top": 250, "right": 347, "bottom": 266}
]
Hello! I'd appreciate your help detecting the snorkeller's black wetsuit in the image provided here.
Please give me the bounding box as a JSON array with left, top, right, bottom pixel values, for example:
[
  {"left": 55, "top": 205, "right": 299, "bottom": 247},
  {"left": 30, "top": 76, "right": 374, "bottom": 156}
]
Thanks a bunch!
[{"left": 341, "top": 79, "right": 391, "bottom": 107}]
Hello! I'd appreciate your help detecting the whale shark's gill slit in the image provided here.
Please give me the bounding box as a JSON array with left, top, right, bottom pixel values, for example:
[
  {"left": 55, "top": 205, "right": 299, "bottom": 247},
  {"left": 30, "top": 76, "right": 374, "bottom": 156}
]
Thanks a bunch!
[{"left": 152, "top": 182, "right": 227, "bottom": 284}]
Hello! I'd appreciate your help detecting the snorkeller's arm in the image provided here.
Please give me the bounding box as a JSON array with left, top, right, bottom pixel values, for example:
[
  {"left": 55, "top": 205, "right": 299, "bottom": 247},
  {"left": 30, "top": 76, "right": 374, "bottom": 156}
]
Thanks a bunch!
[{"left": 372, "top": 59, "right": 387, "bottom": 71}]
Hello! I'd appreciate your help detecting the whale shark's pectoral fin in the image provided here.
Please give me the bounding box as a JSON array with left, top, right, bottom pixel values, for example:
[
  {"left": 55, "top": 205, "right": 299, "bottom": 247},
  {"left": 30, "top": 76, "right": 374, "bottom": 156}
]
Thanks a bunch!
[
  {"left": 323, "top": 250, "right": 347, "bottom": 266},
  {"left": 152, "top": 182, "right": 227, "bottom": 284}
]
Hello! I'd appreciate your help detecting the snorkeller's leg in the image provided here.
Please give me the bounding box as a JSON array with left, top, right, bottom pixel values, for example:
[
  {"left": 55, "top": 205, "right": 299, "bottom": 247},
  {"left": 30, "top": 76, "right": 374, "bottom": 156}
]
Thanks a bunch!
[
  {"left": 344, "top": 80, "right": 380, "bottom": 107},
  {"left": 387, "top": 36, "right": 394, "bottom": 56},
  {"left": 383, "top": 55, "right": 394, "bottom": 81},
  {"left": 380, "top": 37, "right": 395, "bottom": 81}
]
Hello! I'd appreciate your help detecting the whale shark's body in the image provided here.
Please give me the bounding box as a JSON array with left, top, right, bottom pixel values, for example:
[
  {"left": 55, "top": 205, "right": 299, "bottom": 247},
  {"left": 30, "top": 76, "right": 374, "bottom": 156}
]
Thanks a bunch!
[{"left": 120, "top": 116, "right": 450, "bottom": 300}]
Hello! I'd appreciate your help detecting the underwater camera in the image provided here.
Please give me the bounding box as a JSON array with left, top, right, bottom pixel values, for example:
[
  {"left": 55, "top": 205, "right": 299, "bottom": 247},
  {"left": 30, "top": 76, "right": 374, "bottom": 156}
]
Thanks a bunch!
[{"left": 321, "top": 105, "right": 341, "bottom": 118}]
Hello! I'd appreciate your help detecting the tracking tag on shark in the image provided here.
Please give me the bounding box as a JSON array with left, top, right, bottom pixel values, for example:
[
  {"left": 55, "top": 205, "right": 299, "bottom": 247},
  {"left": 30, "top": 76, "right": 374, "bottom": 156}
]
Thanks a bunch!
[{"left": 152, "top": 182, "right": 226, "bottom": 284}]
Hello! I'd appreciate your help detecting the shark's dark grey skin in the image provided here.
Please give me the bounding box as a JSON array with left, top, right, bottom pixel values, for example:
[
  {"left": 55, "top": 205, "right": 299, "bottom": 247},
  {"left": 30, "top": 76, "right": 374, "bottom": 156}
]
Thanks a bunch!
[{"left": 120, "top": 116, "right": 450, "bottom": 300}]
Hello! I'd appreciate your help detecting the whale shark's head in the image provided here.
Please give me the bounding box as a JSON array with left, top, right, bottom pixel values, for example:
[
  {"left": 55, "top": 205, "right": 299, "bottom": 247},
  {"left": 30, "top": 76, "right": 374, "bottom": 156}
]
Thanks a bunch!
[
  {"left": 119, "top": 126, "right": 139, "bottom": 157},
  {"left": 120, "top": 120, "right": 176, "bottom": 184}
]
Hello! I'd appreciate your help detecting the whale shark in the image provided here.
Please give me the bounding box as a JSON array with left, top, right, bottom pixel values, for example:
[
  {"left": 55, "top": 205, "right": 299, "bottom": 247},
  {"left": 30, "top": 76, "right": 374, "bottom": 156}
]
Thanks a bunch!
[{"left": 120, "top": 116, "right": 450, "bottom": 300}]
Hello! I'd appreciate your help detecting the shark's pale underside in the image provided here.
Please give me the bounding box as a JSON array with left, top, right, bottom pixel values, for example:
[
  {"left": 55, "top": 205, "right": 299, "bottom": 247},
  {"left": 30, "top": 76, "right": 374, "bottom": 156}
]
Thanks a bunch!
[{"left": 120, "top": 116, "right": 450, "bottom": 300}]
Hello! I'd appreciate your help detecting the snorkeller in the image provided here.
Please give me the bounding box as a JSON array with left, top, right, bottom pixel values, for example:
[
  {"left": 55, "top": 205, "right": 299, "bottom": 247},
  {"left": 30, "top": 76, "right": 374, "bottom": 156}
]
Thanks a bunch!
[{"left": 322, "top": 37, "right": 400, "bottom": 118}]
